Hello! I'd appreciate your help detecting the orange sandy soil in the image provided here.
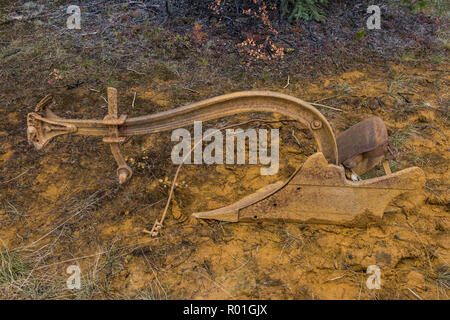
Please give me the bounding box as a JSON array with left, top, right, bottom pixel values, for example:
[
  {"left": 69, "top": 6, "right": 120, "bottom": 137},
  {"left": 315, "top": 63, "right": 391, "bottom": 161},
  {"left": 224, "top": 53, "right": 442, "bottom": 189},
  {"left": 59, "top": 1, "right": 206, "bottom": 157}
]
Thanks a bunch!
[{"left": 1, "top": 59, "right": 448, "bottom": 299}]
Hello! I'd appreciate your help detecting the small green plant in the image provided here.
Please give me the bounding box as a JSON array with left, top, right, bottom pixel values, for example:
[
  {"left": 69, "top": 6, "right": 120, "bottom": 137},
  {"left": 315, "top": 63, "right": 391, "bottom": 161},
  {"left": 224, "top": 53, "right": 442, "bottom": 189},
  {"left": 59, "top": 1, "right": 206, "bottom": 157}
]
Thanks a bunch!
[
  {"left": 107, "top": 79, "right": 119, "bottom": 87},
  {"left": 0, "top": 248, "right": 29, "bottom": 285},
  {"left": 333, "top": 82, "right": 353, "bottom": 95},
  {"left": 400, "top": 50, "right": 416, "bottom": 62},
  {"left": 433, "top": 266, "right": 450, "bottom": 292},
  {"left": 391, "top": 126, "right": 419, "bottom": 150},
  {"left": 280, "top": 0, "right": 328, "bottom": 22},
  {"left": 403, "top": 0, "right": 429, "bottom": 12},
  {"left": 402, "top": 0, "right": 448, "bottom": 16},
  {"left": 430, "top": 53, "right": 445, "bottom": 64},
  {"left": 354, "top": 29, "right": 366, "bottom": 41},
  {"left": 79, "top": 59, "right": 94, "bottom": 68}
]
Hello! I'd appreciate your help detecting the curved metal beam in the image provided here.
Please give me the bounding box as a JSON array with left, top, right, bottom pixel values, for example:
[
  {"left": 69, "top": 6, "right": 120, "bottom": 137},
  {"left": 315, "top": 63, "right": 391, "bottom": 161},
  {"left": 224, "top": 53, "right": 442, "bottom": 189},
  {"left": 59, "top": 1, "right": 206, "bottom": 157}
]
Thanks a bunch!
[
  {"left": 28, "top": 91, "right": 338, "bottom": 164},
  {"left": 123, "top": 91, "right": 338, "bottom": 164}
]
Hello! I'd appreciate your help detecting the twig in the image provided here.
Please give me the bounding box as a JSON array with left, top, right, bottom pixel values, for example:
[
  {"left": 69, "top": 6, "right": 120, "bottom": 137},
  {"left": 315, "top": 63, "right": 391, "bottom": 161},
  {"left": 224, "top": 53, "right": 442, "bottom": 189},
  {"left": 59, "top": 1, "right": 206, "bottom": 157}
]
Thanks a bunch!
[
  {"left": 314, "top": 95, "right": 341, "bottom": 103},
  {"left": 81, "top": 31, "right": 98, "bottom": 37},
  {"left": 132, "top": 92, "right": 137, "bottom": 108},
  {"left": 291, "top": 129, "right": 302, "bottom": 147},
  {"left": 407, "top": 288, "right": 423, "bottom": 300},
  {"left": 231, "top": 258, "right": 251, "bottom": 273},
  {"left": 397, "top": 92, "right": 411, "bottom": 103},
  {"left": 2, "top": 49, "right": 21, "bottom": 59},
  {"left": 375, "top": 97, "right": 385, "bottom": 109},
  {"left": 140, "top": 248, "right": 168, "bottom": 298},
  {"left": 283, "top": 75, "right": 290, "bottom": 88},
  {"left": 358, "top": 278, "right": 363, "bottom": 300},
  {"left": 1, "top": 167, "right": 33, "bottom": 185},
  {"left": 325, "top": 274, "right": 347, "bottom": 282},
  {"left": 191, "top": 270, "right": 233, "bottom": 298},
  {"left": 308, "top": 102, "right": 343, "bottom": 112},
  {"left": 5, "top": 200, "right": 24, "bottom": 217},
  {"left": 182, "top": 87, "right": 200, "bottom": 94},
  {"left": 127, "top": 67, "right": 145, "bottom": 75}
]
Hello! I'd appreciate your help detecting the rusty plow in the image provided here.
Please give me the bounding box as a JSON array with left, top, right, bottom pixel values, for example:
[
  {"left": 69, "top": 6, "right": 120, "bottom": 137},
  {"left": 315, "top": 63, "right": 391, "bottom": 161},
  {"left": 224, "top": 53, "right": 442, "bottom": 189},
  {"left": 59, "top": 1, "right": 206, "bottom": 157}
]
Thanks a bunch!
[{"left": 27, "top": 88, "right": 425, "bottom": 226}]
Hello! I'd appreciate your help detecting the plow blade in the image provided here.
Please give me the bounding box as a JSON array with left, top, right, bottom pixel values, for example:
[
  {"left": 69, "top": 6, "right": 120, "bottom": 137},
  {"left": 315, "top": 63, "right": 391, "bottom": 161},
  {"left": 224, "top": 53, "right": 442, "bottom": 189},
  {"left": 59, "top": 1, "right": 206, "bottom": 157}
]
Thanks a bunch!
[{"left": 192, "top": 153, "right": 425, "bottom": 226}]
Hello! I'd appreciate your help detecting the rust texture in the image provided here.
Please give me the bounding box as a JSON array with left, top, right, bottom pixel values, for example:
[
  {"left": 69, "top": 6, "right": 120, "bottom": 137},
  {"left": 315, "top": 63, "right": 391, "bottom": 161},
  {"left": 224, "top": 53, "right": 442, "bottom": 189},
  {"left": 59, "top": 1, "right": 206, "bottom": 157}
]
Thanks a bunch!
[
  {"left": 27, "top": 88, "right": 425, "bottom": 225},
  {"left": 193, "top": 153, "right": 424, "bottom": 226},
  {"left": 336, "top": 116, "right": 395, "bottom": 176}
]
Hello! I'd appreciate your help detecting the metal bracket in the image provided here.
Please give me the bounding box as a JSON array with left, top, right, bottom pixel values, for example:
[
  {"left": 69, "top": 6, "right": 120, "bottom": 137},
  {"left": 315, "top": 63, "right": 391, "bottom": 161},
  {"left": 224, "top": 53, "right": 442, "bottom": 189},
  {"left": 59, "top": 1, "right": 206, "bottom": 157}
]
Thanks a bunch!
[
  {"left": 27, "top": 95, "right": 77, "bottom": 150},
  {"left": 102, "top": 87, "right": 132, "bottom": 184},
  {"left": 27, "top": 89, "right": 133, "bottom": 184}
]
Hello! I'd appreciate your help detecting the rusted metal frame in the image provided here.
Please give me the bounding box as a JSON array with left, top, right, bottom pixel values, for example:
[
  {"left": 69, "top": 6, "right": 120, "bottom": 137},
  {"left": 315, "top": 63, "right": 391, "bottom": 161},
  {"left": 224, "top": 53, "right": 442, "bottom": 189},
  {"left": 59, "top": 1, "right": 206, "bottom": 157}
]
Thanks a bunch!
[
  {"left": 26, "top": 88, "right": 425, "bottom": 226},
  {"left": 27, "top": 90, "right": 339, "bottom": 183},
  {"left": 102, "top": 88, "right": 132, "bottom": 184}
]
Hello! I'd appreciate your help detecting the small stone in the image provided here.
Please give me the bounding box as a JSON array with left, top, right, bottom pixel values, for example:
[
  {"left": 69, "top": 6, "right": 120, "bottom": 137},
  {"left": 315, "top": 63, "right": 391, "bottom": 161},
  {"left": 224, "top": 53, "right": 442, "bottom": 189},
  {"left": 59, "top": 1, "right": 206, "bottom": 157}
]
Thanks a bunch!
[
  {"left": 375, "top": 251, "right": 391, "bottom": 265},
  {"left": 129, "top": 9, "right": 143, "bottom": 19}
]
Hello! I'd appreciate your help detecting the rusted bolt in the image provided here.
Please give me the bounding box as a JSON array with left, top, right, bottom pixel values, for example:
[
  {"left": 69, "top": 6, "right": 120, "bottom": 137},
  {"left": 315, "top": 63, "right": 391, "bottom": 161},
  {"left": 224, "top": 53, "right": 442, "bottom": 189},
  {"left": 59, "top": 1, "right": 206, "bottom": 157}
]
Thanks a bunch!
[
  {"left": 27, "top": 126, "right": 37, "bottom": 138},
  {"left": 118, "top": 172, "right": 127, "bottom": 184},
  {"left": 311, "top": 120, "right": 322, "bottom": 130},
  {"left": 118, "top": 168, "right": 130, "bottom": 184}
]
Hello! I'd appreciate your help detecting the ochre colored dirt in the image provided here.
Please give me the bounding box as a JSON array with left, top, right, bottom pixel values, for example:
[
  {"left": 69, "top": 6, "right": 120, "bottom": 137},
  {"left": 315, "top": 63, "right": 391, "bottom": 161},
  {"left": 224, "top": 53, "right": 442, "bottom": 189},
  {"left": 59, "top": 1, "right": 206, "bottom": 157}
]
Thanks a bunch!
[{"left": 0, "top": 62, "right": 448, "bottom": 300}]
